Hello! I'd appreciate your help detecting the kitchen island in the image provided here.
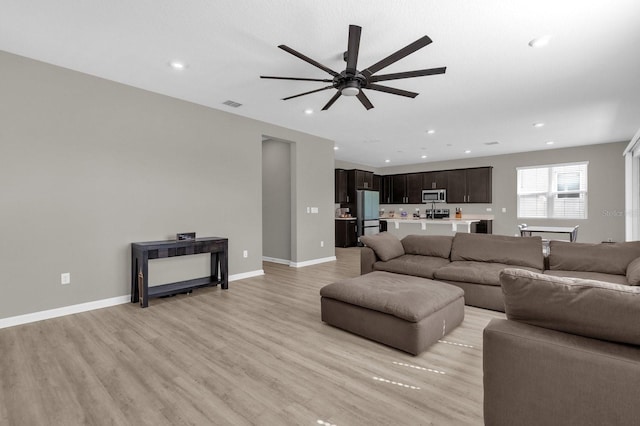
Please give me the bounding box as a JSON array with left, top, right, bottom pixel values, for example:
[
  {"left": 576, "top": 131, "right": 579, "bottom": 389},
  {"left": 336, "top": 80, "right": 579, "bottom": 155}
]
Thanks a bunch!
[{"left": 381, "top": 217, "right": 480, "bottom": 239}]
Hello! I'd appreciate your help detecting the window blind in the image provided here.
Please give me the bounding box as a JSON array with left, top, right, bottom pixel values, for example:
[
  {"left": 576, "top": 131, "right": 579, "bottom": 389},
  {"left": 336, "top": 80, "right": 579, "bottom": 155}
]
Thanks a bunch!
[{"left": 517, "top": 162, "right": 588, "bottom": 219}]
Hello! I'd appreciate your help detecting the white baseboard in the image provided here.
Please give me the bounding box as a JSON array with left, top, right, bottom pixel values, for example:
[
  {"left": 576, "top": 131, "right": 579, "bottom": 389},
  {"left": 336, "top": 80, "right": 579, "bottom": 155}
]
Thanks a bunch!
[
  {"left": 290, "top": 256, "right": 337, "bottom": 268},
  {"left": 262, "top": 256, "right": 292, "bottom": 265},
  {"left": 263, "top": 256, "right": 337, "bottom": 268},
  {"left": 0, "top": 295, "right": 130, "bottom": 330},
  {"left": 229, "top": 269, "right": 265, "bottom": 281},
  {"left": 0, "top": 269, "right": 266, "bottom": 330}
]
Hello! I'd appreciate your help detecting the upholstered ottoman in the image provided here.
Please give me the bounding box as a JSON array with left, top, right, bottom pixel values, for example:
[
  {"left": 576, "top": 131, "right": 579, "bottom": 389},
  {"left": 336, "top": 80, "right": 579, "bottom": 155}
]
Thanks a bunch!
[{"left": 320, "top": 271, "right": 465, "bottom": 355}]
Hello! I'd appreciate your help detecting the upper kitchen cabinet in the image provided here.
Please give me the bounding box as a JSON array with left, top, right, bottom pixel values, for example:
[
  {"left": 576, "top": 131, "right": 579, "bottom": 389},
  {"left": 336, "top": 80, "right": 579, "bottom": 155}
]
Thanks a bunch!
[
  {"left": 423, "top": 171, "right": 448, "bottom": 190},
  {"left": 335, "top": 169, "right": 376, "bottom": 204},
  {"left": 389, "top": 173, "right": 423, "bottom": 204},
  {"left": 373, "top": 174, "right": 381, "bottom": 191},
  {"left": 447, "top": 167, "right": 493, "bottom": 203},
  {"left": 391, "top": 174, "right": 407, "bottom": 204},
  {"left": 335, "top": 169, "right": 349, "bottom": 203},
  {"left": 352, "top": 169, "right": 374, "bottom": 190},
  {"left": 380, "top": 175, "right": 393, "bottom": 204},
  {"left": 406, "top": 173, "right": 424, "bottom": 203}
]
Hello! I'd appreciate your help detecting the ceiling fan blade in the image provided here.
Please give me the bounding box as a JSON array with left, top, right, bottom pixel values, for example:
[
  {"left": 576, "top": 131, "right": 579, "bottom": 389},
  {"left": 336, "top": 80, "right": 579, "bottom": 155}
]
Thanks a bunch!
[
  {"left": 368, "top": 67, "right": 446, "bottom": 83},
  {"left": 261, "top": 76, "right": 334, "bottom": 82},
  {"left": 278, "top": 45, "right": 340, "bottom": 77},
  {"left": 321, "top": 91, "right": 342, "bottom": 110},
  {"left": 366, "top": 83, "right": 419, "bottom": 98},
  {"left": 282, "top": 85, "right": 335, "bottom": 101},
  {"left": 345, "top": 25, "right": 362, "bottom": 75},
  {"left": 362, "top": 35, "right": 433, "bottom": 77},
  {"left": 356, "top": 90, "right": 374, "bottom": 110}
]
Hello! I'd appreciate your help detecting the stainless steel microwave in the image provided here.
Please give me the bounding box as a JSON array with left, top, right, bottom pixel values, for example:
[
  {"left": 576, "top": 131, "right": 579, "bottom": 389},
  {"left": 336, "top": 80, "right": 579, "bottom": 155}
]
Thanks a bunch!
[{"left": 422, "top": 189, "right": 446, "bottom": 203}]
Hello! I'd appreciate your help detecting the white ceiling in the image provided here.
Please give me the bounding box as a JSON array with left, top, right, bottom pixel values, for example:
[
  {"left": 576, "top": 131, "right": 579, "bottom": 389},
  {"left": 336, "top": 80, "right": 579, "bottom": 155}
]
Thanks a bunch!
[{"left": 2, "top": 0, "right": 640, "bottom": 167}]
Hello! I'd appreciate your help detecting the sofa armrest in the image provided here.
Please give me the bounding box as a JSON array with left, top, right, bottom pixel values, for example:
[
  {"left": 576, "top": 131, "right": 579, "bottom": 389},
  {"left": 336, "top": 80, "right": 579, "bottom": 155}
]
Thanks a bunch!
[
  {"left": 360, "top": 246, "right": 378, "bottom": 275},
  {"left": 483, "top": 319, "right": 640, "bottom": 426},
  {"left": 626, "top": 256, "right": 640, "bottom": 285}
]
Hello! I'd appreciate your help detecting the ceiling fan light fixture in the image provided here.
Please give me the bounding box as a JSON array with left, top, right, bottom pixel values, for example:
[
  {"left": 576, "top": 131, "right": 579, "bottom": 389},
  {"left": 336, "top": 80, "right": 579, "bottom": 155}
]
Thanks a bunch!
[{"left": 341, "top": 80, "right": 360, "bottom": 96}]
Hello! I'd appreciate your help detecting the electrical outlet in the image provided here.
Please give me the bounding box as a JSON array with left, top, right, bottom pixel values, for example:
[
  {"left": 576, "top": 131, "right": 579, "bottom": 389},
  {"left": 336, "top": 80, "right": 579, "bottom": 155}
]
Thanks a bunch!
[
  {"left": 61, "top": 273, "right": 71, "bottom": 285},
  {"left": 320, "top": 241, "right": 324, "bottom": 247},
  {"left": 502, "top": 207, "right": 507, "bottom": 213},
  {"left": 243, "top": 250, "right": 248, "bottom": 258},
  {"left": 486, "top": 208, "right": 492, "bottom": 212},
  {"left": 311, "top": 207, "right": 319, "bottom": 214},
  {"left": 306, "top": 207, "right": 310, "bottom": 213}
]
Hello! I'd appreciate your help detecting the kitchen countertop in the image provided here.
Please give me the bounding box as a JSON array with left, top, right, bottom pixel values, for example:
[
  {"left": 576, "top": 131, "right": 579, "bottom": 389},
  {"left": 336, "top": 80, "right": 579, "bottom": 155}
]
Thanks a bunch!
[
  {"left": 382, "top": 217, "right": 480, "bottom": 225},
  {"left": 335, "top": 217, "right": 356, "bottom": 220}
]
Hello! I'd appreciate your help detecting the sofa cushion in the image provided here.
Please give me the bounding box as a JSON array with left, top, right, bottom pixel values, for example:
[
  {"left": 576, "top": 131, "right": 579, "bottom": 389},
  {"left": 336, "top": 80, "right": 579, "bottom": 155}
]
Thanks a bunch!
[
  {"left": 450, "top": 233, "right": 544, "bottom": 270},
  {"left": 320, "top": 271, "right": 463, "bottom": 323},
  {"left": 626, "top": 257, "right": 640, "bottom": 286},
  {"left": 434, "top": 261, "right": 541, "bottom": 286},
  {"left": 548, "top": 240, "right": 640, "bottom": 275},
  {"left": 500, "top": 268, "right": 640, "bottom": 346},
  {"left": 373, "top": 254, "right": 451, "bottom": 279},
  {"left": 544, "top": 270, "right": 629, "bottom": 285},
  {"left": 401, "top": 235, "right": 453, "bottom": 259},
  {"left": 360, "top": 232, "right": 404, "bottom": 261}
]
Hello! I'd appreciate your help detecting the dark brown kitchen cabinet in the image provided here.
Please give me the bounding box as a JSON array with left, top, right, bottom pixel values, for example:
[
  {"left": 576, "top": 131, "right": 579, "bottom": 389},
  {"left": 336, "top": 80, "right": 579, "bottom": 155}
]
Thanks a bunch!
[
  {"left": 351, "top": 169, "right": 374, "bottom": 190},
  {"left": 335, "top": 168, "right": 375, "bottom": 204},
  {"left": 335, "top": 219, "right": 358, "bottom": 247},
  {"left": 388, "top": 173, "right": 424, "bottom": 204},
  {"left": 391, "top": 174, "right": 407, "bottom": 204},
  {"left": 471, "top": 220, "right": 493, "bottom": 234},
  {"left": 406, "top": 173, "right": 424, "bottom": 203},
  {"left": 423, "top": 171, "right": 448, "bottom": 190},
  {"left": 335, "top": 169, "right": 349, "bottom": 203},
  {"left": 373, "top": 174, "right": 381, "bottom": 191},
  {"left": 380, "top": 175, "right": 392, "bottom": 204},
  {"left": 447, "top": 167, "right": 492, "bottom": 203}
]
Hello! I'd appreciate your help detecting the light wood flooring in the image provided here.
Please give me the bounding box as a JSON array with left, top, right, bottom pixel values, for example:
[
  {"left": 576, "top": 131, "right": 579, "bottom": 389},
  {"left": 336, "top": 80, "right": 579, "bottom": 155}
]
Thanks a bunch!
[{"left": 0, "top": 248, "right": 504, "bottom": 426}]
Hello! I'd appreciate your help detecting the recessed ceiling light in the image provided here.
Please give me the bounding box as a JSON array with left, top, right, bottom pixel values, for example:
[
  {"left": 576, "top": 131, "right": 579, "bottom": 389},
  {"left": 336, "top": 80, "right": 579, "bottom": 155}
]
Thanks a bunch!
[
  {"left": 464, "top": 150, "right": 471, "bottom": 154},
  {"left": 421, "top": 155, "right": 427, "bottom": 159},
  {"left": 546, "top": 141, "right": 555, "bottom": 145},
  {"left": 169, "top": 61, "right": 186, "bottom": 70},
  {"left": 304, "top": 109, "right": 314, "bottom": 115},
  {"left": 384, "top": 159, "right": 391, "bottom": 163},
  {"left": 426, "top": 129, "right": 436, "bottom": 135},
  {"left": 528, "top": 36, "right": 552, "bottom": 48},
  {"left": 533, "top": 122, "right": 545, "bottom": 128},
  {"left": 334, "top": 146, "right": 339, "bottom": 150}
]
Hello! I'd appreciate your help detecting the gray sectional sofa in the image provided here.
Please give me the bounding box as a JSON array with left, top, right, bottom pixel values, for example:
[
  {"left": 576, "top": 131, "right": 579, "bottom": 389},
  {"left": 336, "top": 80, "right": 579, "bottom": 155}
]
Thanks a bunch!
[
  {"left": 359, "top": 232, "right": 640, "bottom": 423},
  {"left": 484, "top": 268, "right": 640, "bottom": 426},
  {"left": 360, "top": 232, "right": 640, "bottom": 312}
]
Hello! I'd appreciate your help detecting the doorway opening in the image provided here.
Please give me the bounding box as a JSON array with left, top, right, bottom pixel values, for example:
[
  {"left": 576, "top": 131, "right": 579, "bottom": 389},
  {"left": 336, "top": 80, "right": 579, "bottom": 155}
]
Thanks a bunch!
[{"left": 262, "top": 137, "right": 294, "bottom": 265}]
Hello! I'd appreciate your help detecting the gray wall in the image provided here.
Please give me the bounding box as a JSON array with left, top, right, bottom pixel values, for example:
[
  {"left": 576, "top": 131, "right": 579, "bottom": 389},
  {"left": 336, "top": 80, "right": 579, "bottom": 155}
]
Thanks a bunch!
[
  {"left": 262, "top": 139, "right": 291, "bottom": 261},
  {"left": 0, "top": 51, "right": 335, "bottom": 319},
  {"left": 343, "top": 142, "right": 626, "bottom": 243}
]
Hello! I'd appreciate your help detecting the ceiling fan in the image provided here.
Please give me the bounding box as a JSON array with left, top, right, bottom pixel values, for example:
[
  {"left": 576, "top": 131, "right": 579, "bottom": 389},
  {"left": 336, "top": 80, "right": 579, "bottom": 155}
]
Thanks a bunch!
[{"left": 261, "top": 24, "right": 446, "bottom": 111}]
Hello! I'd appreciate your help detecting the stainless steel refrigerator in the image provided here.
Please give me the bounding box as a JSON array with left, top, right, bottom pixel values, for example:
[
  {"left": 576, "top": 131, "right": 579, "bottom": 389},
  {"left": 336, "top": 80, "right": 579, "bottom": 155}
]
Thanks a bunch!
[{"left": 357, "top": 190, "right": 380, "bottom": 241}]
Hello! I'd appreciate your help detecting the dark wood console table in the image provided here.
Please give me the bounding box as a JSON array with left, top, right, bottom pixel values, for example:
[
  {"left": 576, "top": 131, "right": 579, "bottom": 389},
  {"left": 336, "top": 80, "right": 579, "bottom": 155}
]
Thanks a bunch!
[{"left": 131, "top": 237, "right": 228, "bottom": 308}]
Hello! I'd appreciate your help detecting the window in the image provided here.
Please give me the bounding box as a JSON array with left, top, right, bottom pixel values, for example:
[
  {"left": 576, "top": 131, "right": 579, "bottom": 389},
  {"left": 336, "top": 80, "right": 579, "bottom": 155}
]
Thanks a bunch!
[{"left": 517, "top": 162, "right": 588, "bottom": 219}]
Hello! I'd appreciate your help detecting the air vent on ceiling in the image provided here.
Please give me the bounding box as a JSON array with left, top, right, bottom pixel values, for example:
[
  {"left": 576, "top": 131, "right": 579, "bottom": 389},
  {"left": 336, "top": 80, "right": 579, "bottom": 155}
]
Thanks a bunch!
[
  {"left": 222, "top": 100, "right": 242, "bottom": 108},
  {"left": 484, "top": 141, "right": 500, "bottom": 145}
]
